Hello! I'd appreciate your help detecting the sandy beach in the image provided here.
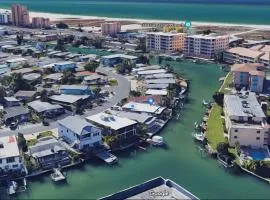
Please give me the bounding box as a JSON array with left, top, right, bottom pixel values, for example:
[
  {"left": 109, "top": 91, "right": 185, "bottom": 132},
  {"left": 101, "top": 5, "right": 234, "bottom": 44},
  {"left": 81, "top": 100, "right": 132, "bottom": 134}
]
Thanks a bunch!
[{"left": 1, "top": 8, "right": 270, "bottom": 30}]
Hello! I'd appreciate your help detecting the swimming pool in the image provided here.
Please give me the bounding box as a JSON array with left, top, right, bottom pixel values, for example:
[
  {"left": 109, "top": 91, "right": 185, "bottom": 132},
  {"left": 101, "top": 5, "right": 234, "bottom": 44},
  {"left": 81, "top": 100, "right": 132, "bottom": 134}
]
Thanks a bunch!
[{"left": 250, "top": 150, "right": 266, "bottom": 161}]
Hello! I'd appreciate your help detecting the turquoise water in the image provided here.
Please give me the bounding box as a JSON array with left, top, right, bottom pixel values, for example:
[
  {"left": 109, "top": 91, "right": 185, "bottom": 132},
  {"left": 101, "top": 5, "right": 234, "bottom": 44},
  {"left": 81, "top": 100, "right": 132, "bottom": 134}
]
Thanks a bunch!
[
  {"left": 0, "top": 0, "right": 270, "bottom": 24},
  {"left": 15, "top": 61, "right": 270, "bottom": 199}
]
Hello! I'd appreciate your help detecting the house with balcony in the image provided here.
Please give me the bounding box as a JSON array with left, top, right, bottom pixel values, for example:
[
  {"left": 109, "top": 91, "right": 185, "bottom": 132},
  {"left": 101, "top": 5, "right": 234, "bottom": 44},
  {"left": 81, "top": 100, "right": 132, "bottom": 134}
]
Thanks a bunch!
[
  {"left": 231, "top": 63, "right": 265, "bottom": 93},
  {"left": 58, "top": 116, "right": 102, "bottom": 151},
  {"left": 224, "top": 92, "right": 269, "bottom": 148},
  {"left": 28, "top": 136, "right": 70, "bottom": 170},
  {"left": 86, "top": 112, "right": 137, "bottom": 142},
  {"left": 0, "top": 136, "right": 27, "bottom": 178}
]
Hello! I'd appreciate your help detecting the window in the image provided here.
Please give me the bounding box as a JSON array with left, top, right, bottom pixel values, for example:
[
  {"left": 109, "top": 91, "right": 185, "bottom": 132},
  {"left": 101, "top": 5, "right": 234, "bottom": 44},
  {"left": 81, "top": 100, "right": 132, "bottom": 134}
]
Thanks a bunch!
[
  {"left": 6, "top": 157, "right": 15, "bottom": 163},
  {"left": 234, "top": 136, "right": 238, "bottom": 139},
  {"left": 234, "top": 129, "right": 238, "bottom": 133},
  {"left": 257, "top": 131, "right": 260, "bottom": 134},
  {"left": 0, "top": 159, "right": 2, "bottom": 164},
  {"left": 12, "top": 164, "right": 18, "bottom": 168},
  {"left": 256, "top": 137, "right": 260, "bottom": 140}
]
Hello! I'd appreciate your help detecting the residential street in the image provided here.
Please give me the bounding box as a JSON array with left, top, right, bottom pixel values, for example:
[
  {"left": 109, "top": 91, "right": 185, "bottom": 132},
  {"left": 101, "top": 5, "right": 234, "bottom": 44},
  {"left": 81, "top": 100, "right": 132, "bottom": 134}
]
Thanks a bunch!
[{"left": 0, "top": 67, "right": 130, "bottom": 138}]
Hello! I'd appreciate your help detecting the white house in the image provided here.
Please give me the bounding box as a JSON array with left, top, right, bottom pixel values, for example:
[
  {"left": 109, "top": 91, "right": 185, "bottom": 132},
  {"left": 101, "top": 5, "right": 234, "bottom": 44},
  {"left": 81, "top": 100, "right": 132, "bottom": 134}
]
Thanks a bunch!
[
  {"left": 0, "top": 136, "right": 26, "bottom": 174},
  {"left": 57, "top": 116, "right": 102, "bottom": 151}
]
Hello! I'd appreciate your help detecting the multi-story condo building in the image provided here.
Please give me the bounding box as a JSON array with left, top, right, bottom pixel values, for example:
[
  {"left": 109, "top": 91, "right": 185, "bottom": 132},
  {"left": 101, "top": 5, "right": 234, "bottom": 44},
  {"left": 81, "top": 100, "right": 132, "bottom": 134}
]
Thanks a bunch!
[
  {"left": 32, "top": 17, "right": 50, "bottom": 28},
  {"left": 146, "top": 32, "right": 186, "bottom": 53},
  {"left": 11, "top": 4, "right": 30, "bottom": 26},
  {"left": 224, "top": 92, "right": 268, "bottom": 148},
  {"left": 101, "top": 22, "right": 121, "bottom": 36},
  {"left": 223, "top": 47, "right": 265, "bottom": 64},
  {"left": 0, "top": 136, "right": 27, "bottom": 175},
  {"left": 0, "top": 11, "right": 11, "bottom": 24},
  {"left": 231, "top": 63, "right": 265, "bottom": 93},
  {"left": 184, "top": 34, "right": 229, "bottom": 59}
]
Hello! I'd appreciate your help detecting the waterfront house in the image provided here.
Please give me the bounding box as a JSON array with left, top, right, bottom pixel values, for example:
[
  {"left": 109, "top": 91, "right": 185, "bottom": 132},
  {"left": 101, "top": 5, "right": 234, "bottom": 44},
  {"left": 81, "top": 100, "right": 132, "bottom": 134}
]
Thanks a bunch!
[
  {"left": 224, "top": 92, "right": 268, "bottom": 148},
  {"left": 101, "top": 54, "right": 138, "bottom": 67},
  {"left": 127, "top": 95, "right": 164, "bottom": 106},
  {"left": 14, "top": 90, "right": 37, "bottom": 102},
  {"left": 59, "top": 85, "right": 92, "bottom": 95},
  {"left": 53, "top": 61, "right": 77, "bottom": 72},
  {"left": 0, "top": 136, "right": 27, "bottom": 177},
  {"left": 86, "top": 112, "right": 137, "bottom": 141},
  {"left": 28, "top": 100, "right": 64, "bottom": 118},
  {"left": 28, "top": 136, "right": 70, "bottom": 169},
  {"left": 122, "top": 102, "right": 166, "bottom": 116},
  {"left": 58, "top": 116, "right": 102, "bottom": 151},
  {"left": 231, "top": 63, "right": 265, "bottom": 93},
  {"left": 4, "top": 106, "right": 30, "bottom": 125},
  {"left": 100, "top": 176, "right": 199, "bottom": 200},
  {"left": 4, "top": 97, "right": 20, "bottom": 107}
]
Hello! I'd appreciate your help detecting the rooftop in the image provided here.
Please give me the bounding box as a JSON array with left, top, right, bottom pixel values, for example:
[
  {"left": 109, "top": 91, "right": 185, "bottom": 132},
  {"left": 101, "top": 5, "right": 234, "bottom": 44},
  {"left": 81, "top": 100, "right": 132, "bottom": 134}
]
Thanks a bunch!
[
  {"left": 4, "top": 106, "right": 29, "bottom": 120},
  {"left": 225, "top": 47, "right": 264, "bottom": 59},
  {"left": 6, "top": 57, "right": 27, "bottom": 63},
  {"left": 4, "top": 96, "right": 20, "bottom": 102},
  {"left": 145, "top": 79, "right": 175, "bottom": 84},
  {"left": 231, "top": 63, "right": 264, "bottom": 73},
  {"left": 28, "top": 100, "right": 63, "bottom": 113},
  {"left": 137, "top": 69, "right": 167, "bottom": 75},
  {"left": 128, "top": 95, "right": 163, "bottom": 105},
  {"left": 102, "top": 54, "right": 138, "bottom": 60},
  {"left": 147, "top": 32, "right": 186, "bottom": 36},
  {"left": 50, "top": 94, "right": 90, "bottom": 104},
  {"left": 55, "top": 61, "right": 76, "bottom": 66},
  {"left": 100, "top": 177, "right": 199, "bottom": 200},
  {"left": 146, "top": 89, "right": 168, "bottom": 96},
  {"left": 224, "top": 92, "right": 266, "bottom": 118},
  {"left": 11, "top": 67, "right": 34, "bottom": 74},
  {"left": 22, "top": 73, "right": 41, "bottom": 81},
  {"left": 14, "top": 90, "right": 37, "bottom": 98},
  {"left": 144, "top": 73, "right": 174, "bottom": 79},
  {"left": 186, "top": 33, "right": 228, "bottom": 40},
  {"left": 122, "top": 102, "right": 165, "bottom": 114},
  {"left": 0, "top": 136, "right": 20, "bottom": 159},
  {"left": 44, "top": 73, "right": 63, "bottom": 81},
  {"left": 58, "top": 115, "right": 97, "bottom": 135},
  {"left": 60, "top": 85, "right": 89, "bottom": 90},
  {"left": 110, "top": 110, "right": 153, "bottom": 123},
  {"left": 74, "top": 71, "right": 95, "bottom": 77},
  {"left": 87, "top": 112, "right": 137, "bottom": 130}
]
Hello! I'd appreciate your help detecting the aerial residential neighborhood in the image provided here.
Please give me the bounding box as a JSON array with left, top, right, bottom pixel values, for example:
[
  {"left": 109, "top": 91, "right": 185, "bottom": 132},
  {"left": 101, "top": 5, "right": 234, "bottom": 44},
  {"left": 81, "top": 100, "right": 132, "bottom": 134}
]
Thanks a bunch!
[{"left": 0, "top": 1, "right": 270, "bottom": 199}]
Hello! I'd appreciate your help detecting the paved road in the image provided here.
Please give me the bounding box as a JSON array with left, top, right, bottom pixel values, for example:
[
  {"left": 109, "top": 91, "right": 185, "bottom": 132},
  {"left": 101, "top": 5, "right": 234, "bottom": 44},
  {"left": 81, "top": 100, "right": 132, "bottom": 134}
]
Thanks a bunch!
[{"left": 0, "top": 67, "right": 130, "bottom": 138}]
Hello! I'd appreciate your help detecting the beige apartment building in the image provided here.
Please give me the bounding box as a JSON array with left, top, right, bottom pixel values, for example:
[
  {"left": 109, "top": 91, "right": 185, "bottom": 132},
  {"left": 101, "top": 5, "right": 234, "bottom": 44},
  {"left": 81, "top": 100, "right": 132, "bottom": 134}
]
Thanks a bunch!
[
  {"left": 146, "top": 32, "right": 186, "bottom": 53},
  {"left": 11, "top": 4, "right": 30, "bottom": 26},
  {"left": 101, "top": 22, "right": 121, "bottom": 36}
]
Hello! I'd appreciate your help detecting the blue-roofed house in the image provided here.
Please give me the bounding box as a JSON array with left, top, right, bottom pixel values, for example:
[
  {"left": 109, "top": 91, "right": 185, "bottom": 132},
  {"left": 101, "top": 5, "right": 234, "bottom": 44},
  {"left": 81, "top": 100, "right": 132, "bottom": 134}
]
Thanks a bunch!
[
  {"left": 53, "top": 61, "right": 76, "bottom": 72},
  {"left": 59, "top": 85, "right": 92, "bottom": 95},
  {"left": 57, "top": 116, "right": 102, "bottom": 151}
]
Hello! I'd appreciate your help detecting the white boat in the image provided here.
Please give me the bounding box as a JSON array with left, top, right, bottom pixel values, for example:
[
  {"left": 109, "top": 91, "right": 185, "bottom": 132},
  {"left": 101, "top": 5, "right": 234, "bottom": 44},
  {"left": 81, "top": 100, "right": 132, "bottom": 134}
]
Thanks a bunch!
[
  {"left": 147, "top": 136, "right": 165, "bottom": 146},
  {"left": 193, "top": 132, "right": 205, "bottom": 142},
  {"left": 8, "top": 181, "right": 18, "bottom": 195},
  {"left": 51, "top": 168, "right": 66, "bottom": 182}
]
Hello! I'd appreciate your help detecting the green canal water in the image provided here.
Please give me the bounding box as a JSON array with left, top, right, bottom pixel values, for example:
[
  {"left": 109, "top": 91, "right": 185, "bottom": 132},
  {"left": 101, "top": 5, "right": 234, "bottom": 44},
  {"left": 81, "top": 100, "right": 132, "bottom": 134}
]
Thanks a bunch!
[{"left": 16, "top": 61, "right": 270, "bottom": 199}]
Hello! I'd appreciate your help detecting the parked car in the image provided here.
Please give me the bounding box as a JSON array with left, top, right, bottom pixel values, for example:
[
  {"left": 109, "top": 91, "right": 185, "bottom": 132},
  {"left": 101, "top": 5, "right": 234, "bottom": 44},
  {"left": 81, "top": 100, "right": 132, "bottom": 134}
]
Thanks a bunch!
[
  {"left": 42, "top": 120, "right": 50, "bottom": 126},
  {"left": 9, "top": 121, "right": 18, "bottom": 130}
]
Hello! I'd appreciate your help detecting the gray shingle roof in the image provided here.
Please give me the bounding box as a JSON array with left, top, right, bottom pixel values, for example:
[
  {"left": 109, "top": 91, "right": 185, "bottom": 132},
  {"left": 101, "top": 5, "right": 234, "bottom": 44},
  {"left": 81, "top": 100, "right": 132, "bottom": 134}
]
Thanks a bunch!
[{"left": 58, "top": 115, "right": 97, "bottom": 135}]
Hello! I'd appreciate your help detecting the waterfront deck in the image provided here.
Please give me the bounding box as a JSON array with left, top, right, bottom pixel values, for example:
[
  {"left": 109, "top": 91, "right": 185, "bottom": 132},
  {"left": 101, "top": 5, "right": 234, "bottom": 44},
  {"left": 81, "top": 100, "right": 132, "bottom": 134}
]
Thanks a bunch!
[{"left": 94, "top": 150, "right": 118, "bottom": 165}]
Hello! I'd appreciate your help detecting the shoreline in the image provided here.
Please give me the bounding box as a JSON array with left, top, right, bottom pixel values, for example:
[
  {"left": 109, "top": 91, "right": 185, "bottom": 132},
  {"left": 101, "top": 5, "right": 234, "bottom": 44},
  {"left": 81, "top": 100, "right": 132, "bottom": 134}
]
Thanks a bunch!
[{"left": 1, "top": 8, "right": 270, "bottom": 30}]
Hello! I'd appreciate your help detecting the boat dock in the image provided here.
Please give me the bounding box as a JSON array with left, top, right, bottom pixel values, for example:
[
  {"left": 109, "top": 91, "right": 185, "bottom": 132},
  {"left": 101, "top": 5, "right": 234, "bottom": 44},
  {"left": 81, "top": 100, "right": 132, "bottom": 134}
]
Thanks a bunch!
[
  {"left": 94, "top": 150, "right": 118, "bottom": 165},
  {"left": 50, "top": 168, "right": 66, "bottom": 182}
]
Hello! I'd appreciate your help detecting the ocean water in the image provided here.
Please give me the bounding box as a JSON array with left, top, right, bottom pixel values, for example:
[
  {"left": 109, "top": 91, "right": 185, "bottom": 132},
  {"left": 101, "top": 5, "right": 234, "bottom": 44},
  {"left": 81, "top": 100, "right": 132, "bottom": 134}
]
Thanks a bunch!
[{"left": 0, "top": 0, "right": 270, "bottom": 24}]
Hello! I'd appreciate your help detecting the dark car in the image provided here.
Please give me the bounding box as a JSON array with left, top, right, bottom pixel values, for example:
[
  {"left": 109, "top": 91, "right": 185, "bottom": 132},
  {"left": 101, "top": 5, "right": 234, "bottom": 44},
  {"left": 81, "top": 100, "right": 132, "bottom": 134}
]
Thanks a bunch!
[{"left": 42, "top": 120, "right": 50, "bottom": 126}]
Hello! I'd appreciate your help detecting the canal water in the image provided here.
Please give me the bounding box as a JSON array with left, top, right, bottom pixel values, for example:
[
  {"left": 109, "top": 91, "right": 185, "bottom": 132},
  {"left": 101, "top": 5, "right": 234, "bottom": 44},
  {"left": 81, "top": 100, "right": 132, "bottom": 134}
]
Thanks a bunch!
[{"left": 17, "top": 61, "right": 270, "bottom": 199}]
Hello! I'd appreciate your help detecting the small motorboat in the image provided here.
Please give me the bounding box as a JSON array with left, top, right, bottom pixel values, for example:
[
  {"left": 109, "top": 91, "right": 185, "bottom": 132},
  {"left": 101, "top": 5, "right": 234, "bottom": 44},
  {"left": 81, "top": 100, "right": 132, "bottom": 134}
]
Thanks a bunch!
[
  {"left": 51, "top": 168, "right": 66, "bottom": 182},
  {"left": 8, "top": 181, "right": 18, "bottom": 195},
  {"left": 193, "top": 132, "right": 205, "bottom": 142},
  {"left": 147, "top": 136, "right": 165, "bottom": 146}
]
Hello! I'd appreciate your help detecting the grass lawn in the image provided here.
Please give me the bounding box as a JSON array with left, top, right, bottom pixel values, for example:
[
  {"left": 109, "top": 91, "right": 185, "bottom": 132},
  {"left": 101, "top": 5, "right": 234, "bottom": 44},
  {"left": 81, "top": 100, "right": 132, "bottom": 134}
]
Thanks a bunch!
[
  {"left": 206, "top": 103, "right": 226, "bottom": 150},
  {"left": 219, "top": 72, "right": 232, "bottom": 94},
  {"left": 37, "top": 130, "right": 53, "bottom": 139}
]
